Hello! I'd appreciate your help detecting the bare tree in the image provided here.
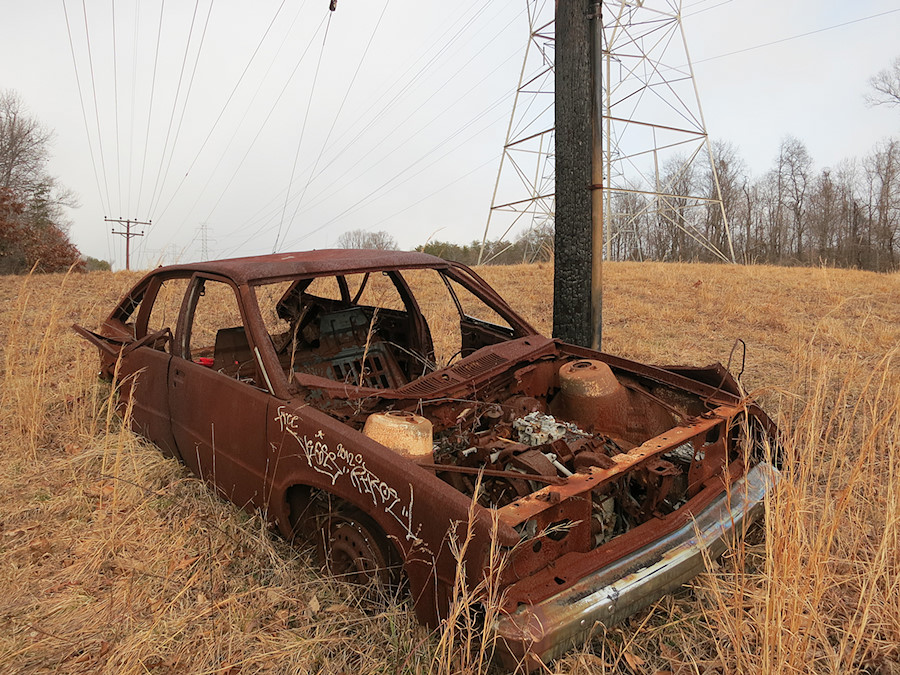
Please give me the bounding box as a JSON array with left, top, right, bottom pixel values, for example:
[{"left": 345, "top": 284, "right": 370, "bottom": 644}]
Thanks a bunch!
[
  {"left": 773, "top": 136, "right": 813, "bottom": 262},
  {"left": 864, "top": 139, "right": 900, "bottom": 269},
  {"left": 655, "top": 156, "right": 701, "bottom": 261},
  {"left": 705, "top": 140, "right": 747, "bottom": 261},
  {"left": 0, "top": 90, "right": 54, "bottom": 195},
  {"left": 337, "top": 229, "right": 398, "bottom": 250},
  {"left": 866, "top": 56, "right": 900, "bottom": 108},
  {"left": 608, "top": 187, "right": 648, "bottom": 261}
]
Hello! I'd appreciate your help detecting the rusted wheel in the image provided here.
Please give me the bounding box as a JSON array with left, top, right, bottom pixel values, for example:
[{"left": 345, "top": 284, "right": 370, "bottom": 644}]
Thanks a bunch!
[
  {"left": 320, "top": 509, "right": 401, "bottom": 588},
  {"left": 288, "top": 488, "right": 402, "bottom": 589},
  {"left": 325, "top": 515, "right": 386, "bottom": 584}
]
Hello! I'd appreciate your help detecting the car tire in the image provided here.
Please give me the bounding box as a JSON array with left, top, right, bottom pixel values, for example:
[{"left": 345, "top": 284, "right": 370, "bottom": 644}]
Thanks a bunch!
[{"left": 319, "top": 507, "right": 402, "bottom": 588}]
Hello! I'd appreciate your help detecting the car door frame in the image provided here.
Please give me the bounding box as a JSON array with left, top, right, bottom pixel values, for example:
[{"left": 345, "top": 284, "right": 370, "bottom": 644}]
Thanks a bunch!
[{"left": 167, "top": 272, "right": 285, "bottom": 507}]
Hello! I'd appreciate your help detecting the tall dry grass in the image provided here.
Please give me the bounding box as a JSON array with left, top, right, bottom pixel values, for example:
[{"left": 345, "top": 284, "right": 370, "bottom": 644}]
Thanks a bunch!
[
  {"left": 693, "top": 351, "right": 900, "bottom": 674},
  {"left": 0, "top": 261, "right": 898, "bottom": 674}
]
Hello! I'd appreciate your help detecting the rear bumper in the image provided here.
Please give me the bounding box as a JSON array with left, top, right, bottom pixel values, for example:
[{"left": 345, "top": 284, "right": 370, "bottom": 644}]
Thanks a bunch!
[{"left": 494, "top": 462, "right": 779, "bottom": 667}]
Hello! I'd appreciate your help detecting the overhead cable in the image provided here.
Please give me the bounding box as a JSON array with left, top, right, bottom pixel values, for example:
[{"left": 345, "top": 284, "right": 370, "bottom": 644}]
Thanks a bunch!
[
  {"left": 80, "top": 0, "right": 113, "bottom": 216},
  {"left": 151, "top": 0, "right": 294, "bottom": 224},
  {"left": 146, "top": 0, "right": 202, "bottom": 219},
  {"left": 148, "top": 0, "right": 215, "bottom": 219},
  {"left": 135, "top": 0, "right": 166, "bottom": 216},
  {"left": 213, "top": 0, "right": 491, "bottom": 244},
  {"left": 61, "top": 0, "right": 110, "bottom": 216},
  {"left": 276, "top": 0, "right": 393, "bottom": 251},
  {"left": 111, "top": 0, "right": 122, "bottom": 216},
  {"left": 274, "top": 11, "right": 334, "bottom": 252},
  {"left": 196, "top": 12, "right": 331, "bottom": 229},
  {"left": 692, "top": 8, "right": 900, "bottom": 65},
  {"left": 126, "top": 0, "right": 141, "bottom": 216}
]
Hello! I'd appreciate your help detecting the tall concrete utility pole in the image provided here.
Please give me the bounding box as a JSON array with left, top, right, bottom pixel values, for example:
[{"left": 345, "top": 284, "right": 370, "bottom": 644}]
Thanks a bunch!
[
  {"left": 553, "top": 0, "right": 603, "bottom": 349},
  {"left": 107, "top": 217, "right": 151, "bottom": 270}
]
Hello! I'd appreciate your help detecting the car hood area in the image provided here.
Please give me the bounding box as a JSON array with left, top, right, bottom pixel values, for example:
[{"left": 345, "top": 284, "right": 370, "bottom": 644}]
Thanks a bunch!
[{"left": 288, "top": 333, "right": 777, "bottom": 615}]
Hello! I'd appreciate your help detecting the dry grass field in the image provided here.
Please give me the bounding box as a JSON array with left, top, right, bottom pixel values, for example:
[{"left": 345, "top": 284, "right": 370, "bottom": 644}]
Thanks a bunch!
[{"left": 1, "top": 261, "right": 898, "bottom": 674}]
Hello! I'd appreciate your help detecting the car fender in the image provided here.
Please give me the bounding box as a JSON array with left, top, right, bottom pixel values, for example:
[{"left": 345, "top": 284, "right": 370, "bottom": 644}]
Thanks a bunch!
[{"left": 265, "top": 399, "right": 515, "bottom": 625}]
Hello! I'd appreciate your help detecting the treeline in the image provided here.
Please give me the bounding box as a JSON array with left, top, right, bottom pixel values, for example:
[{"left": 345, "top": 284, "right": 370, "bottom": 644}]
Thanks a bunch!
[
  {"left": 411, "top": 136, "right": 899, "bottom": 272},
  {"left": 0, "top": 90, "right": 84, "bottom": 274},
  {"left": 607, "top": 136, "right": 900, "bottom": 271},
  {"left": 417, "top": 223, "right": 554, "bottom": 266}
]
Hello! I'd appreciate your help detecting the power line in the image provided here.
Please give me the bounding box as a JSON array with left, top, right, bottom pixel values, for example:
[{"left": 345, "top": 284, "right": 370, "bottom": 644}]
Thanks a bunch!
[
  {"left": 126, "top": 0, "right": 141, "bottom": 216},
  {"left": 146, "top": 0, "right": 202, "bottom": 218},
  {"left": 151, "top": 0, "right": 295, "bottom": 224},
  {"left": 193, "top": 11, "right": 330, "bottom": 230},
  {"left": 266, "top": 0, "right": 502, "bottom": 221},
  {"left": 369, "top": 153, "right": 499, "bottom": 231},
  {"left": 148, "top": 0, "right": 215, "bottom": 219},
  {"left": 162, "top": 0, "right": 314, "bottom": 235},
  {"left": 280, "top": 31, "right": 524, "bottom": 236},
  {"left": 166, "top": 0, "right": 510, "bottom": 256},
  {"left": 279, "top": 87, "right": 516, "bottom": 251},
  {"left": 61, "top": 0, "right": 109, "bottom": 216},
  {"left": 219, "top": 62, "right": 520, "bottom": 257},
  {"left": 111, "top": 0, "right": 122, "bottom": 216},
  {"left": 274, "top": 11, "right": 334, "bottom": 252},
  {"left": 219, "top": 40, "right": 523, "bottom": 258},
  {"left": 683, "top": 0, "right": 733, "bottom": 19},
  {"left": 241, "top": 0, "right": 523, "bottom": 252},
  {"left": 135, "top": 0, "right": 166, "bottom": 216},
  {"left": 275, "top": 0, "right": 392, "bottom": 252},
  {"left": 80, "top": 0, "right": 112, "bottom": 216},
  {"left": 692, "top": 8, "right": 900, "bottom": 66}
]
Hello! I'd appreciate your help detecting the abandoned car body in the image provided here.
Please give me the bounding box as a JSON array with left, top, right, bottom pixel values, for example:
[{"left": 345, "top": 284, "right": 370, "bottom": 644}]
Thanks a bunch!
[{"left": 75, "top": 250, "right": 778, "bottom": 665}]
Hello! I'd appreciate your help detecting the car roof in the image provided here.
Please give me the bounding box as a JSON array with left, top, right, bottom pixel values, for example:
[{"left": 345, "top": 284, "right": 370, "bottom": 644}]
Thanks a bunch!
[{"left": 154, "top": 249, "right": 450, "bottom": 285}]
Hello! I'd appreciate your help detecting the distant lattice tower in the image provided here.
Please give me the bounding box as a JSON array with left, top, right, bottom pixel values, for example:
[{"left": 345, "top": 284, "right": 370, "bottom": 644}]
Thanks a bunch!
[{"left": 482, "top": 0, "right": 735, "bottom": 264}]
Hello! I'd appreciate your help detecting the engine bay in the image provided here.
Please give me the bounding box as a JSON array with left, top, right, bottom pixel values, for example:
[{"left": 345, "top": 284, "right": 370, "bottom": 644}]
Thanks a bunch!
[{"left": 294, "top": 336, "right": 745, "bottom": 556}]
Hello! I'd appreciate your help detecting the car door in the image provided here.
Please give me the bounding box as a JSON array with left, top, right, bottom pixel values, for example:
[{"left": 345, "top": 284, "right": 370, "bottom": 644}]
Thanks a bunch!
[
  {"left": 75, "top": 273, "right": 190, "bottom": 460},
  {"left": 168, "top": 274, "right": 274, "bottom": 508}
]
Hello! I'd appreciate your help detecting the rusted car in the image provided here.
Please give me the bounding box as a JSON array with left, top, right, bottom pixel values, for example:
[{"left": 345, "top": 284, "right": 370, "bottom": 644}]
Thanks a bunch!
[{"left": 75, "top": 250, "right": 778, "bottom": 666}]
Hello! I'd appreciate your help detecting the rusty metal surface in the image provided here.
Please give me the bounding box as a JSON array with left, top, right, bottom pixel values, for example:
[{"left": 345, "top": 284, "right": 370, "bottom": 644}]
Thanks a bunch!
[
  {"left": 493, "top": 462, "right": 780, "bottom": 668},
  {"left": 74, "top": 249, "right": 778, "bottom": 667},
  {"left": 146, "top": 249, "right": 452, "bottom": 285}
]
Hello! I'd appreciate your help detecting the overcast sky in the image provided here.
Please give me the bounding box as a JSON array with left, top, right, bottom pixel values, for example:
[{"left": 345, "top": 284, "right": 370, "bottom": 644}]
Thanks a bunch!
[{"left": 1, "top": 0, "right": 897, "bottom": 269}]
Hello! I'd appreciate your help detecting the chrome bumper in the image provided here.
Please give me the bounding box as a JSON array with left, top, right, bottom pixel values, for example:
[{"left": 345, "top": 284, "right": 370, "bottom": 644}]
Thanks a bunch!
[{"left": 494, "top": 462, "right": 779, "bottom": 666}]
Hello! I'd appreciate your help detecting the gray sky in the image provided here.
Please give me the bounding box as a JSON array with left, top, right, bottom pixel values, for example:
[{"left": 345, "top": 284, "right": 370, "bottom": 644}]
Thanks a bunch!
[{"left": 1, "top": 0, "right": 897, "bottom": 269}]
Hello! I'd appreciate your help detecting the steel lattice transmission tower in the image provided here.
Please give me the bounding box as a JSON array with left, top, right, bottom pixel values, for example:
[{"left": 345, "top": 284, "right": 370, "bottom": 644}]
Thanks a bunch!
[
  {"left": 482, "top": 0, "right": 735, "bottom": 264},
  {"left": 479, "top": 0, "right": 556, "bottom": 265}
]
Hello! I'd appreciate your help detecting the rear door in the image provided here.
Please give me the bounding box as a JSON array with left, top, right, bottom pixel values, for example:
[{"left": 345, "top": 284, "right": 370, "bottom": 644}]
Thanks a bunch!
[
  {"left": 167, "top": 274, "right": 274, "bottom": 508},
  {"left": 76, "top": 273, "right": 191, "bottom": 459}
]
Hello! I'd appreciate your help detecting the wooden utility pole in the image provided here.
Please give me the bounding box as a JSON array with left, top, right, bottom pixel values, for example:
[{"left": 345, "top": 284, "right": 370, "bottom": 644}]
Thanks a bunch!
[
  {"left": 589, "top": 1, "right": 603, "bottom": 350},
  {"left": 553, "top": 0, "right": 603, "bottom": 349},
  {"left": 107, "top": 217, "right": 151, "bottom": 270}
]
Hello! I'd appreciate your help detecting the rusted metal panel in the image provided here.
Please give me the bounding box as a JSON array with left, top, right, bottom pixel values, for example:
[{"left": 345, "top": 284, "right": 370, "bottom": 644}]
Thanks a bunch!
[
  {"left": 493, "top": 462, "right": 779, "bottom": 668},
  {"left": 155, "top": 249, "right": 452, "bottom": 286}
]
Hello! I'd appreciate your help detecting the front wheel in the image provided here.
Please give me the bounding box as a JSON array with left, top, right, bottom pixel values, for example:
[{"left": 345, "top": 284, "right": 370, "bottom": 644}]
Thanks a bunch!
[
  {"left": 289, "top": 486, "right": 402, "bottom": 589},
  {"left": 321, "top": 510, "right": 400, "bottom": 587}
]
